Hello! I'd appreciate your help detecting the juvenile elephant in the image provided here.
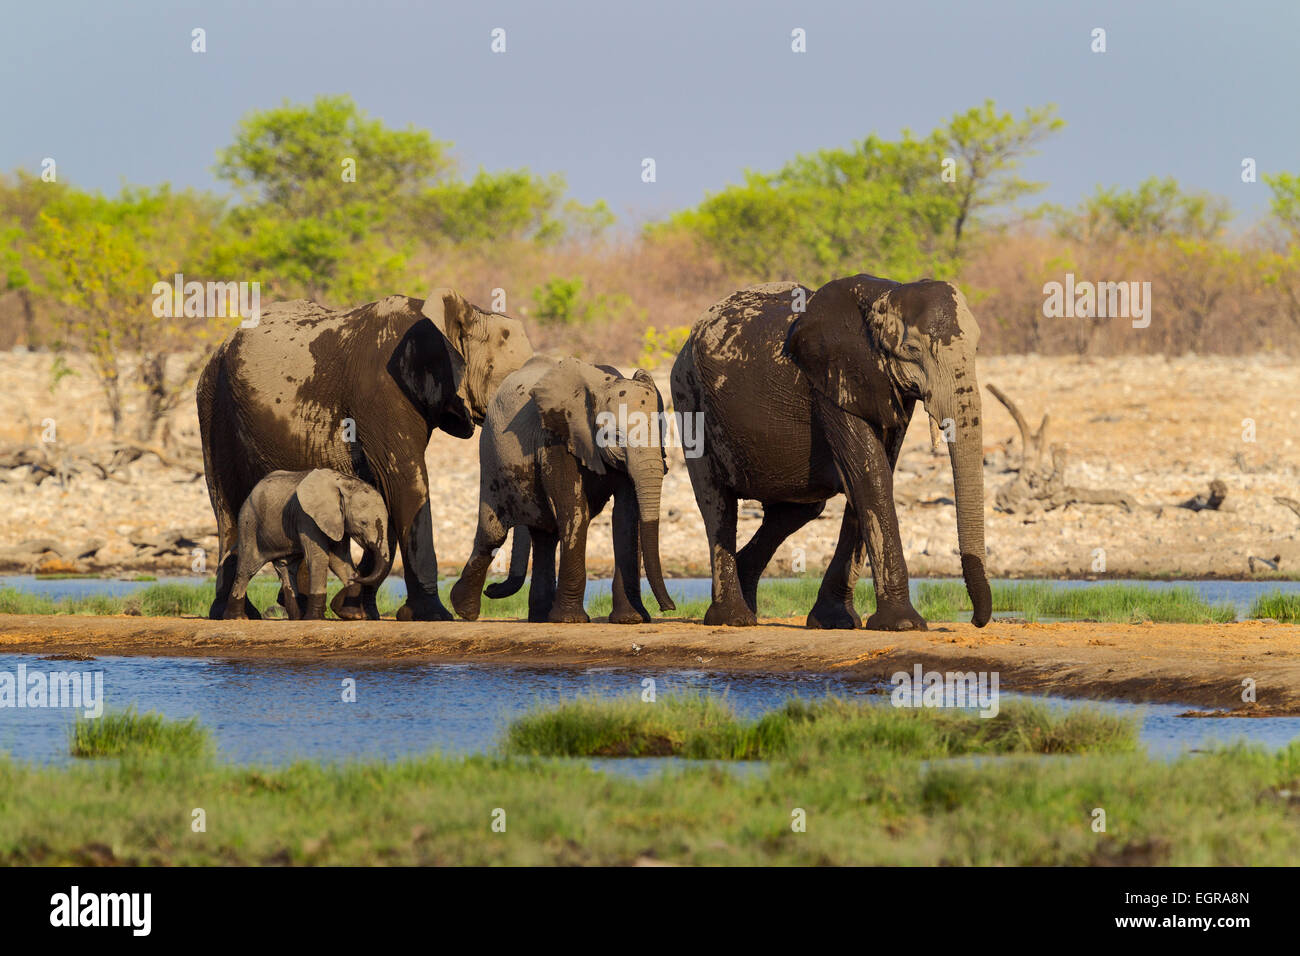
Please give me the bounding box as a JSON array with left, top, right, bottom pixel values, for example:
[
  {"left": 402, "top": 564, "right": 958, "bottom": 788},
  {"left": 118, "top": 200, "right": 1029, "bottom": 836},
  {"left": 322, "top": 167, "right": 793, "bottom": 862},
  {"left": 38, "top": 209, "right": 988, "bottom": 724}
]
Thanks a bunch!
[
  {"left": 670, "top": 276, "right": 991, "bottom": 631},
  {"left": 225, "top": 469, "right": 392, "bottom": 620},
  {"left": 198, "top": 289, "right": 533, "bottom": 621},
  {"left": 450, "top": 356, "right": 677, "bottom": 624}
]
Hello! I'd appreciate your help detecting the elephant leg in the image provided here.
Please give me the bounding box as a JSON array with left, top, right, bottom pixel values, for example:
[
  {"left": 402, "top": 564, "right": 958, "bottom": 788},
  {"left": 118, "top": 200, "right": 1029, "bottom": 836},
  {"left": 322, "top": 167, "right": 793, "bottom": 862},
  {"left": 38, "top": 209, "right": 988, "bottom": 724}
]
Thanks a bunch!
[
  {"left": 272, "top": 560, "right": 302, "bottom": 620},
  {"left": 327, "top": 546, "right": 365, "bottom": 621},
  {"left": 223, "top": 546, "right": 264, "bottom": 621},
  {"left": 815, "top": 395, "right": 924, "bottom": 631},
  {"left": 338, "top": 528, "right": 383, "bottom": 620},
  {"left": 299, "top": 542, "right": 330, "bottom": 621},
  {"left": 527, "top": 528, "right": 559, "bottom": 623},
  {"left": 807, "top": 505, "right": 867, "bottom": 629},
  {"left": 550, "top": 514, "right": 591, "bottom": 624},
  {"left": 388, "top": 468, "right": 453, "bottom": 622},
  {"left": 735, "top": 500, "right": 825, "bottom": 616},
  {"left": 688, "top": 459, "right": 753, "bottom": 627},
  {"left": 538, "top": 450, "right": 590, "bottom": 624},
  {"left": 450, "top": 502, "right": 508, "bottom": 621},
  {"left": 211, "top": 510, "right": 260, "bottom": 620},
  {"left": 609, "top": 483, "right": 651, "bottom": 624}
]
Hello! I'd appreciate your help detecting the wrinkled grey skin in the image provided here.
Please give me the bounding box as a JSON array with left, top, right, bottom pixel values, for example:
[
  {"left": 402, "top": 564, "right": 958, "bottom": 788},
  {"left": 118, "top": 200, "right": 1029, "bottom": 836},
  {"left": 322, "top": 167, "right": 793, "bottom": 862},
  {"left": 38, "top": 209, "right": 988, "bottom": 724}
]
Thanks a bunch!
[
  {"left": 224, "top": 469, "right": 392, "bottom": 621},
  {"left": 198, "top": 288, "right": 533, "bottom": 621},
  {"left": 670, "top": 276, "right": 991, "bottom": 631},
  {"left": 450, "top": 356, "right": 677, "bottom": 624}
]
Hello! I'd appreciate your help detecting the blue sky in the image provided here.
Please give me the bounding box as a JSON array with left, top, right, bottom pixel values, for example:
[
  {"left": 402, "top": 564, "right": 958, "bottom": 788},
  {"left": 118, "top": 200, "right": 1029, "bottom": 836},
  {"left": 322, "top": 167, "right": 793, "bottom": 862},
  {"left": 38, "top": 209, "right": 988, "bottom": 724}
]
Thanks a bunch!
[{"left": 2, "top": 0, "right": 1296, "bottom": 228}]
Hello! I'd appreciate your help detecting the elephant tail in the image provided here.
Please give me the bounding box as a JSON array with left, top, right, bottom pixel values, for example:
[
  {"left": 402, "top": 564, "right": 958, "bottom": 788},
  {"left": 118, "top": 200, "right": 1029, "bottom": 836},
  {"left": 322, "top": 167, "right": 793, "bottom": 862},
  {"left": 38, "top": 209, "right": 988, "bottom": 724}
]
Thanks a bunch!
[{"left": 484, "top": 526, "right": 530, "bottom": 599}]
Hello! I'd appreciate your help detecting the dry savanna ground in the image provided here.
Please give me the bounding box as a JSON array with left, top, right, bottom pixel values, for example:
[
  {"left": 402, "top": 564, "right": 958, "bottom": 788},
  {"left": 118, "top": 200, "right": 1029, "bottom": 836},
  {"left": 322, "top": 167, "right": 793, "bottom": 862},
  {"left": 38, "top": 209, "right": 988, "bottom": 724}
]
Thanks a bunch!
[{"left": 1, "top": 349, "right": 1298, "bottom": 581}]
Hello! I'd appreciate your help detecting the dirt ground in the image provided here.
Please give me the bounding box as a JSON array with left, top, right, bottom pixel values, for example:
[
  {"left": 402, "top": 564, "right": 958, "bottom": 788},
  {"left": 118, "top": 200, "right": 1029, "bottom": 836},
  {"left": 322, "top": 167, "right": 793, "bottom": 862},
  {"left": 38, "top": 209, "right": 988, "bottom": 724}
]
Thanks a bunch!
[
  {"left": 2, "top": 351, "right": 1299, "bottom": 579},
  {"left": 3, "top": 615, "right": 1297, "bottom": 714}
]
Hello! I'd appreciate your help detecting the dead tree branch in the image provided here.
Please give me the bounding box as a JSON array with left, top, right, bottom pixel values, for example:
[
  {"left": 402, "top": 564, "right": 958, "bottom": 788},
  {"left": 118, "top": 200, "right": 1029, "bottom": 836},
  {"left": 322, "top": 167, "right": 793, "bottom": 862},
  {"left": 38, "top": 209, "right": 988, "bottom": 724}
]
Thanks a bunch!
[{"left": 985, "top": 384, "right": 1138, "bottom": 514}]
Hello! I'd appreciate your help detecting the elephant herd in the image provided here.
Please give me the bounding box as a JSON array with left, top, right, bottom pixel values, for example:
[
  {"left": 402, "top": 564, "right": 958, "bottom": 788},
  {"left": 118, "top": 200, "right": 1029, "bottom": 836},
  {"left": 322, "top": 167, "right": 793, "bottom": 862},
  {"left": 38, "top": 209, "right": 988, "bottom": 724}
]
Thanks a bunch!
[{"left": 197, "top": 275, "right": 993, "bottom": 632}]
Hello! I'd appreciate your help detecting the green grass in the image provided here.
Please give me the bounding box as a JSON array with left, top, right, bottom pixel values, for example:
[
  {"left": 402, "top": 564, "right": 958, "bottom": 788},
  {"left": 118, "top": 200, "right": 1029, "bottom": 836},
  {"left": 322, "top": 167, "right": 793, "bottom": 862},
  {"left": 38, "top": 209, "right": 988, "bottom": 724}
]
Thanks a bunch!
[
  {"left": 0, "top": 577, "right": 1258, "bottom": 623},
  {"left": 918, "top": 580, "right": 1238, "bottom": 623},
  {"left": 504, "top": 693, "right": 1138, "bottom": 760},
  {"left": 68, "top": 706, "right": 212, "bottom": 759},
  {"left": 0, "top": 696, "right": 1295, "bottom": 865},
  {"left": 0, "top": 579, "right": 407, "bottom": 619},
  {"left": 1249, "top": 590, "right": 1300, "bottom": 622}
]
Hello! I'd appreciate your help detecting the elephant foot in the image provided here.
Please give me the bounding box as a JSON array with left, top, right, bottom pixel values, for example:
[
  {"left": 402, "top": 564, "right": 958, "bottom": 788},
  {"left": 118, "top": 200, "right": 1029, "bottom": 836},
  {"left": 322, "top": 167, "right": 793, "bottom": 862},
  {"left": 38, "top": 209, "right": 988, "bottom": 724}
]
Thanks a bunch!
[
  {"left": 301, "top": 593, "right": 327, "bottom": 620},
  {"left": 548, "top": 604, "right": 591, "bottom": 624},
  {"left": 703, "top": 601, "right": 758, "bottom": 627},
  {"left": 865, "top": 603, "right": 927, "bottom": 632},
  {"left": 214, "top": 597, "right": 261, "bottom": 621},
  {"left": 448, "top": 578, "right": 481, "bottom": 621},
  {"left": 330, "top": 595, "right": 366, "bottom": 621},
  {"left": 806, "top": 598, "right": 861, "bottom": 630},
  {"left": 396, "top": 599, "right": 454, "bottom": 622},
  {"left": 330, "top": 588, "right": 366, "bottom": 621},
  {"left": 222, "top": 600, "right": 248, "bottom": 621},
  {"left": 609, "top": 606, "right": 651, "bottom": 625}
]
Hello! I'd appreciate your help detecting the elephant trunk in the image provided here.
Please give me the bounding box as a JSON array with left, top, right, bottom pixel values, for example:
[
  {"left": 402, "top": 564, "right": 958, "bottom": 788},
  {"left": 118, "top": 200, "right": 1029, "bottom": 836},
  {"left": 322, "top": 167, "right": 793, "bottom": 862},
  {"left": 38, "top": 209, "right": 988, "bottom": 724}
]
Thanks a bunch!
[
  {"left": 356, "top": 540, "right": 392, "bottom": 587},
  {"left": 931, "top": 384, "right": 992, "bottom": 627},
  {"left": 484, "top": 526, "right": 531, "bottom": 599},
  {"left": 630, "top": 449, "right": 676, "bottom": 612}
]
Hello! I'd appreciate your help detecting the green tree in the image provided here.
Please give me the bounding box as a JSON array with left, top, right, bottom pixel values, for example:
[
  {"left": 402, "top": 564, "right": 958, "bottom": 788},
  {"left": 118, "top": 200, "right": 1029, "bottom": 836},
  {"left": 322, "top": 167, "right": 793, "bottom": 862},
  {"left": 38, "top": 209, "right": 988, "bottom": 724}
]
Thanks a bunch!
[
  {"left": 34, "top": 186, "right": 229, "bottom": 439},
  {"left": 659, "top": 102, "right": 1062, "bottom": 285},
  {"left": 1264, "top": 172, "right": 1300, "bottom": 241},
  {"left": 943, "top": 101, "right": 1063, "bottom": 256},
  {"left": 212, "top": 96, "right": 608, "bottom": 304},
  {"left": 216, "top": 94, "right": 452, "bottom": 219},
  {"left": 1262, "top": 172, "right": 1300, "bottom": 331},
  {"left": 1058, "top": 176, "right": 1232, "bottom": 242}
]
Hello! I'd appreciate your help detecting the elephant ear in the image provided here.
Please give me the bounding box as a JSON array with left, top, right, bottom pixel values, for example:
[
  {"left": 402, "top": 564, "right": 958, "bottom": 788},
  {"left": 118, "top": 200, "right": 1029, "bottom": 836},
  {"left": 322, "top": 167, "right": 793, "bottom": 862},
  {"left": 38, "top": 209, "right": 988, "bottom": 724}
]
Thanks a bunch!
[
  {"left": 295, "top": 469, "right": 346, "bottom": 542},
  {"left": 420, "top": 288, "right": 475, "bottom": 353},
  {"left": 529, "top": 359, "right": 606, "bottom": 475},
  {"left": 786, "top": 279, "right": 897, "bottom": 420}
]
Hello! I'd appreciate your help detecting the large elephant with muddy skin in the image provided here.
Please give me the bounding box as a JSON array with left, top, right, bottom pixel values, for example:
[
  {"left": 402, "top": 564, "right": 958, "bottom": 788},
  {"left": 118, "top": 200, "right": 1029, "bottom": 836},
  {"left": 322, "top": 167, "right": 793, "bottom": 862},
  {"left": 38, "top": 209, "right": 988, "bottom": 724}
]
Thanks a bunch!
[
  {"left": 197, "top": 288, "right": 533, "bottom": 621},
  {"left": 670, "top": 275, "right": 991, "bottom": 631}
]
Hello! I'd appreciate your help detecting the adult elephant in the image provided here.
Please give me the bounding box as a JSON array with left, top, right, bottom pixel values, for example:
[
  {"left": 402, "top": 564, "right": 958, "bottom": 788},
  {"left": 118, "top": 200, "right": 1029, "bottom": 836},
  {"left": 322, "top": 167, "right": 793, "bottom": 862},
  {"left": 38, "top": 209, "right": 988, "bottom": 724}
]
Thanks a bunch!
[
  {"left": 670, "top": 276, "right": 991, "bottom": 631},
  {"left": 198, "top": 288, "right": 533, "bottom": 621}
]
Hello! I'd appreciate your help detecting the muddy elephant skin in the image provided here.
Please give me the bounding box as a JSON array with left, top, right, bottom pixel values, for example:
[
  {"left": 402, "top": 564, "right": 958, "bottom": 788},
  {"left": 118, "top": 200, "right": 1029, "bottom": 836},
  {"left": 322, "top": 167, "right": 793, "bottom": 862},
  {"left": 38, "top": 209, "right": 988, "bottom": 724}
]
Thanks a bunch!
[
  {"left": 670, "top": 276, "right": 991, "bottom": 631},
  {"left": 198, "top": 288, "right": 533, "bottom": 621}
]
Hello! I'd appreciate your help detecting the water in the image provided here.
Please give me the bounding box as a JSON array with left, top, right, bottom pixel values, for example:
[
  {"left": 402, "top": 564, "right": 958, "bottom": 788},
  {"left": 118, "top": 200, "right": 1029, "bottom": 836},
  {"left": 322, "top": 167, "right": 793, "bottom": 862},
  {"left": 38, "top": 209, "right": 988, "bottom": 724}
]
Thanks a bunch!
[
  {"left": 4, "top": 575, "right": 1297, "bottom": 616},
  {"left": 2, "top": 653, "right": 1296, "bottom": 769}
]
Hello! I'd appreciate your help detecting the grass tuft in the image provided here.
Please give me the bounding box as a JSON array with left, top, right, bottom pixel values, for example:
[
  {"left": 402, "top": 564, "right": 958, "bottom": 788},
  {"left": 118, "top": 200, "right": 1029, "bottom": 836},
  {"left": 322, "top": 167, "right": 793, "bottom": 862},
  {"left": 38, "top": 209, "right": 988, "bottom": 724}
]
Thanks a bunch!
[
  {"left": 1249, "top": 590, "right": 1300, "bottom": 622},
  {"left": 504, "top": 692, "right": 1138, "bottom": 760},
  {"left": 68, "top": 706, "right": 212, "bottom": 760}
]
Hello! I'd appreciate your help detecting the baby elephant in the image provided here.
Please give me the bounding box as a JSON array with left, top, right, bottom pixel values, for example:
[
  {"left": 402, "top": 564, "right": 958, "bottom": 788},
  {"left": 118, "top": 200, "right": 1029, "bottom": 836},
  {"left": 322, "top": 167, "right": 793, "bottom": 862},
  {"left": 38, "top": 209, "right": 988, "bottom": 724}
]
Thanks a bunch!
[
  {"left": 224, "top": 469, "right": 392, "bottom": 620},
  {"left": 451, "top": 355, "right": 676, "bottom": 624}
]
